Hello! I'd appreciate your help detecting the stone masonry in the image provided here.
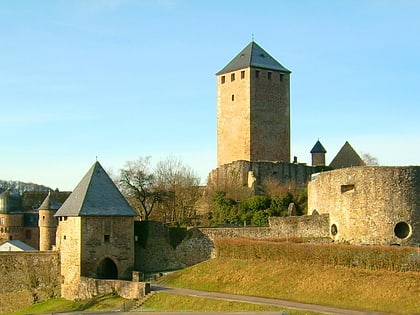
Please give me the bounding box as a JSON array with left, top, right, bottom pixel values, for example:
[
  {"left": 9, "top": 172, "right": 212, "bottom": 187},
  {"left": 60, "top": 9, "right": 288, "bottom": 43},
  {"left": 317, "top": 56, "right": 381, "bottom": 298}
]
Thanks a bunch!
[{"left": 308, "top": 166, "right": 420, "bottom": 245}]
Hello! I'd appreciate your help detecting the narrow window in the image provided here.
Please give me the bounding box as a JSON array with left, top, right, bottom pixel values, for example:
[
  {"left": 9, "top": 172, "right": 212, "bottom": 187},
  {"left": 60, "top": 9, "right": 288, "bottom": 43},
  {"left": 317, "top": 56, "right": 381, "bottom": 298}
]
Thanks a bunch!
[
  {"left": 231, "top": 73, "right": 235, "bottom": 81},
  {"left": 9, "top": 235, "right": 13, "bottom": 240},
  {"left": 255, "top": 70, "right": 260, "bottom": 78},
  {"left": 221, "top": 76, "right": 225, "bottom": 84},
  {"left": 341, "top": 184, "right": 355, "bottom": 193},
  {"left": 268, "top": 72, "right": 272, "bottom": 80},
  {"left": 0, "top": 218, "right": 4, "bottom": 225},
  {"left": 241, "top": 70, "right": 245, "bottom": 79},
  {"left": 231, "top": 94, "right": 235, "bottom": 101},
  {"left": 280, "top": 74, "right": 284, "bottom": 82},
  {"left": 63, "top": 235, "right": 66, "bottom": 240},
  {"left": 104, "top": 235, "right": 110, "bottom": 243}
]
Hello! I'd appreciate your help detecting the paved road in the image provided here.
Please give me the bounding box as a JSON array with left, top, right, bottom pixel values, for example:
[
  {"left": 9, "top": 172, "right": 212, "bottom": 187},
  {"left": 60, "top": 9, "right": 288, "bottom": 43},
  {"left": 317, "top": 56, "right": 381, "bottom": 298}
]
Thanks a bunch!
[
  {"left": 145, "top": 284, "right": 390, "bottom": 315},
  {"left": 56, "top": 285, "right": 391, "bottom": 315}
]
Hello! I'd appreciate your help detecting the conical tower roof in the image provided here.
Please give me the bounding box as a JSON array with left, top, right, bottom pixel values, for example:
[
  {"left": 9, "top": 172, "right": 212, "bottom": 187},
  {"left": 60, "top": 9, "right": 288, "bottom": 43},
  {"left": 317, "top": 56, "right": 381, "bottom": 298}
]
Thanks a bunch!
[
  {"left": 39, "top": 191, "right": 61, "bottom": 210},
  {"left": 310, "top": 140, "right": 327, "bottom": 153},
  {"left": 216, "top": 41, "right": 291, "bottom": 75},
  {"left": 55, "top": 161, "right": 136, "bottom": 217}
]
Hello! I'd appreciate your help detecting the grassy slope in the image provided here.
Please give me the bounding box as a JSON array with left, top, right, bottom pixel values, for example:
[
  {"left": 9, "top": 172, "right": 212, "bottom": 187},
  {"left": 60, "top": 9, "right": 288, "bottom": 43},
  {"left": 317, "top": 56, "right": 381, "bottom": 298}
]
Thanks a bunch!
[{"left": 160, "top": 258, "right": 420, "bottom": 314}]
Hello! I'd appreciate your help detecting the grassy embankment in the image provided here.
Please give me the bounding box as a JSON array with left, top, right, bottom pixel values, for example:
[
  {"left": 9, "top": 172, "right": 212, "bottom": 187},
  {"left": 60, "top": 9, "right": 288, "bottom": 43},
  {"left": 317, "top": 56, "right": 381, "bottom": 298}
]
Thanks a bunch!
[{"left": 156, "top": 238, "right": 420, "bottom": 314}]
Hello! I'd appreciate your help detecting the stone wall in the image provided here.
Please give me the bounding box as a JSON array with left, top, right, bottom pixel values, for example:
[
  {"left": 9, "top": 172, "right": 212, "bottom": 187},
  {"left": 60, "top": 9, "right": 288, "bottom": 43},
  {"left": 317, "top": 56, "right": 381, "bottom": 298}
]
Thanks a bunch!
[
  {"left": 77, "top": 277, "right": 149, "bottom": 300},
  {"left": 308, "top": 166, "right": 420, "bottom": 245},
  {"left": 209, "top": 160, "right": 315, "bottom": 191},
  {"left": 0, "top": 252, "right": 60, "bottom": 313},
  {"left": 135, "top": 215, "right": 331, "bottom": 272}
]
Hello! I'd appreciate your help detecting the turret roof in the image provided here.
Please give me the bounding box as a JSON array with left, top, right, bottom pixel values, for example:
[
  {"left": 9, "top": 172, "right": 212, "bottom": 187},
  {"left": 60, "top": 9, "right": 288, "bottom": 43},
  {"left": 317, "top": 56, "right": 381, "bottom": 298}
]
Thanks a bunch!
[
  {"left": 310, "top": 140, "right": 327, "bottom": 154},
  {"left": 216, "top": 41, "right": 291, "bottom": 75},
  {"left": 54, "top": 161, "right": 136, "bottom": 217},
  {"left": 38, "top": 191, "right": 61, "bottom": 210}
]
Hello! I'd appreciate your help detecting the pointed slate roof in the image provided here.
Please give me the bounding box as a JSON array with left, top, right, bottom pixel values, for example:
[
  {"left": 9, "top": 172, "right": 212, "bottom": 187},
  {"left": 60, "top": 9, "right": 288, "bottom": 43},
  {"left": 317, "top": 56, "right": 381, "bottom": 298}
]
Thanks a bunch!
[
  {"left": 329, "top": 141, "right": 365, "bottom": 169},
  {"left": 216, "top": 41, "right": 291, "bottom": 75},
  {"left": 39, "top": 191, "right": 61, "bottom": 210},
  {"left": 310, "top": 140, "right": 327, "bottom": 154},
  {"left": 55, "top": 161, "right": 136, "bottom": 217}
]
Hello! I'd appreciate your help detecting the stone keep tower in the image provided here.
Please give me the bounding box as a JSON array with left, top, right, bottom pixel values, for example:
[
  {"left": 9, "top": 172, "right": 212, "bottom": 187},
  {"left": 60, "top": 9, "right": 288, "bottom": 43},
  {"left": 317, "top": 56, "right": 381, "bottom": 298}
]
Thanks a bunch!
[
  {"left": 54, "top": 161, "right": 137, "bottom": 300},
  {"left": 217, "top": 41, "right": 291, "bottom": 166}
]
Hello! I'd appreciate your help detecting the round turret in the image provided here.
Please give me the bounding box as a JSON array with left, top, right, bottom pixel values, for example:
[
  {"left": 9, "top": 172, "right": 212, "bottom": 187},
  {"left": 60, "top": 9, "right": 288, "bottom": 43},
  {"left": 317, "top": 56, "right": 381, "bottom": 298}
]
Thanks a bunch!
[{"left": 38, "top": 191, "right": 60, "bottom": 251}]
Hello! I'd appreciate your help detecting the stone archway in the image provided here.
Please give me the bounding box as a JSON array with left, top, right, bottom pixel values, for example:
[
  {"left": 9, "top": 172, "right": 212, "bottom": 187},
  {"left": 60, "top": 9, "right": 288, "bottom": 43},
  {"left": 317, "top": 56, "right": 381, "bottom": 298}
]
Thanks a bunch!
[{"left": 97, "top": 257, "right": 118, "bottom": 279}]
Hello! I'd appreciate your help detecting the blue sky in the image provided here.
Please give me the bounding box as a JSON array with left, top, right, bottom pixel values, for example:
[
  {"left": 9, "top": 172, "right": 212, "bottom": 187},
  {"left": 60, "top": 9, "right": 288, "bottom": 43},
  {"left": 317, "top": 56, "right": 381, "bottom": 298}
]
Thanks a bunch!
[{"left": 1, "top": 0, "right": 419, "bottom": 191}]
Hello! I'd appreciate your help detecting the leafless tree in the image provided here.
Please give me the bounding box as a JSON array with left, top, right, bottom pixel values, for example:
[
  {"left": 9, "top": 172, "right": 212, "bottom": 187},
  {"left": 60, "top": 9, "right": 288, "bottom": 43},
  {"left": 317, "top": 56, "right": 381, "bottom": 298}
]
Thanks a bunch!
[
  {"left": 118, "top": 157, "right": 163, "bottom": 221},
  {"left": 154, "top": 156, "right": 200, "bottom": 226},
  {"left": 361, "top": 153, "right": 379, "bottom": 166}
]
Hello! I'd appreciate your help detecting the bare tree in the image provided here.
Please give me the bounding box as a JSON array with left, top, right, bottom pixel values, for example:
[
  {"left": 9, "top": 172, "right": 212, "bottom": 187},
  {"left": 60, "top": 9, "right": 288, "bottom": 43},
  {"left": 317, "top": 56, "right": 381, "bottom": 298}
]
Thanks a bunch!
[
  {"left": 154, "top": 156, "right": 200, "bottom": 226},
  {"left": 361, "top": 153, "right": 379, "bottom": 166},
  {"left": 118, "top": 157, "right": 162, "bottom": 221}
]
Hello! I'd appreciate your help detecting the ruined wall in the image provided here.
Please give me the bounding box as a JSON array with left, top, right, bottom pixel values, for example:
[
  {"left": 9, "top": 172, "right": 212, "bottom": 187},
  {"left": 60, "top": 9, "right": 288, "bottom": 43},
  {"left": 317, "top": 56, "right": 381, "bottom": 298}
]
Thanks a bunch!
[
  {"left": 308, "top": 166, "right": 420, "bottom": 245},
  {"left": 135, "top": 221, "right": 214, "bottom": 272},
  {"left": 135, "top": 215, "right": 331, "bottom": 272},
  {"left": 0, "top": 252, "right": 60, "bottom": 313},
  {"left": 209, "top": 160, "right": 315, "bottom": 191},
  {"left": 77, "top": 277, "right": 149, "bottom": 300}
]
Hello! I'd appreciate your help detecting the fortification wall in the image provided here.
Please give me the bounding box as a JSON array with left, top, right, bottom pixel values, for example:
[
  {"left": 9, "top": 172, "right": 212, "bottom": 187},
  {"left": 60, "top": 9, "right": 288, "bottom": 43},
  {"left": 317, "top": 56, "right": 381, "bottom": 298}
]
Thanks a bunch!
[
  {"left": 209, "top": 160, "right": 315, "bottom": 191},
  {"left": 0, "top": 251, "right": 60, "bottom": 313},
  {"left": 308, "top": 166, "right": 420, "bottom": 245},
  {"left": 135, "top": 215, "right": 331, "bottom": 272}
]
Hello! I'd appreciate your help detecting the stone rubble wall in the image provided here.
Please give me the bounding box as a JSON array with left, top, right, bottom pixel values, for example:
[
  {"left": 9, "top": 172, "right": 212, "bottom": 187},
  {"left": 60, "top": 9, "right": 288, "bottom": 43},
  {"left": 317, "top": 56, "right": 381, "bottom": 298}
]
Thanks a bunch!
[
  {"left": 77, "top": 277, "right": 149, "bottom": 300},
  {"left": 0, "top": 251, "right": 60, "bottom": 313}
]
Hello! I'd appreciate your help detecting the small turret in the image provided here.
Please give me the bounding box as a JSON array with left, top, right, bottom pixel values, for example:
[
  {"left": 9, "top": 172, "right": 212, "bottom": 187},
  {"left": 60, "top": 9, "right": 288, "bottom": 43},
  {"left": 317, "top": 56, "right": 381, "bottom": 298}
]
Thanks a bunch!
[
  {"left": 310, "top": 140, "right": 327, "bottom": 166},
  {"left": 38, "top": 191, "right": 61, "bottom": 251}
]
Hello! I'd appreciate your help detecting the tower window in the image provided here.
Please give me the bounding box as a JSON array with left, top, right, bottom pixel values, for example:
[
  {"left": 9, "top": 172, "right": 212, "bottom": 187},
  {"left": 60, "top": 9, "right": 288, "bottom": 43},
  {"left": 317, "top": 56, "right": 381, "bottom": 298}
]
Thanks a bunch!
[
  {"left": 231, "top": 73, "right": 235, "bottom": 81},
  {"left": 241, "top": 70, "right": 245, "bottom": 79},
  {"left": 231, "top": 94, "right": 235, "bottom": 101},
  {"left": 221, "top": 76, "right": 225, "bottom": 84},
  {"left": 268, "top": 72, "right": 272, "bottom": 80},
  {"left": 104, "top": 235, "right": 110, "bottom": 243},
  {"left": 255, "top": 70, "right": 260, "bottom": 78},
  {"left": 280, "top": 74, "right": 284, "bottom": 82}
]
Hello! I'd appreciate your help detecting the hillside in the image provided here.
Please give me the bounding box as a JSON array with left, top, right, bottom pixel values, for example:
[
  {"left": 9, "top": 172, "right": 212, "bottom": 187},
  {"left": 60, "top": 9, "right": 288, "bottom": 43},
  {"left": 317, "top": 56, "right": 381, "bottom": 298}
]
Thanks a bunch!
[
  {"left": 0, "top": 180, "right": 52, "bottom": 195},
  {"left": 158, "top": 239, "right": 420, "bottom": 314}
]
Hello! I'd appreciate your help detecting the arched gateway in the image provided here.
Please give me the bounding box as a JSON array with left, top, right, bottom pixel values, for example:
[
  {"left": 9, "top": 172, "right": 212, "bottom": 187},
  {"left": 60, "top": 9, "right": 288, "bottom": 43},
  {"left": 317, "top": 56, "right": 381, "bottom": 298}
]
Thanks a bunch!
[{"left": 97, "top": 257, "right": 118, "bottom": 279}]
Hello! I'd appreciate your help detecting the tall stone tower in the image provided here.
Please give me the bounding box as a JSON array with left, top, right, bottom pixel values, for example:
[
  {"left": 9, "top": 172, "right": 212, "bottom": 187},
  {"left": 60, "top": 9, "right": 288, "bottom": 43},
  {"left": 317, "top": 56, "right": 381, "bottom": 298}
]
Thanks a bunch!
[
  {"left": 38, "top": 191, "right": 60, "bottom": 251},
  {"left": 216, "top": 41, "right": 291, "bottom": 167}
]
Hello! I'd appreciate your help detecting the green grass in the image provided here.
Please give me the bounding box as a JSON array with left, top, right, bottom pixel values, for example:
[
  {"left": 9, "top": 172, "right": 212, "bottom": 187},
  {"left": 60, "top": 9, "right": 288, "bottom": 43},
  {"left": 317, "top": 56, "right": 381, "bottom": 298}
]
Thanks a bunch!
[
  {"left": 158, "top": 258, "right": 420, "bottom": 314},
  {"left": 2, "top": 294, "right": 129, "bottom": 315},
  {"left": 138, "top": 292, "right": 325, "bottom": 314}
]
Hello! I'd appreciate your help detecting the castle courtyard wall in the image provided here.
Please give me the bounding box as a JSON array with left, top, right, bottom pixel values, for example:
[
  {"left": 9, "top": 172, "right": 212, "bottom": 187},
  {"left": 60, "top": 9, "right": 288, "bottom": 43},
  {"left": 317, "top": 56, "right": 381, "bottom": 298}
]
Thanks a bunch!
[
  {"left": 0, "top": 252, "right": 60, "bottom": 313},
  {"left": 308, "top": 166, "right": 420, "bottom": 245}
]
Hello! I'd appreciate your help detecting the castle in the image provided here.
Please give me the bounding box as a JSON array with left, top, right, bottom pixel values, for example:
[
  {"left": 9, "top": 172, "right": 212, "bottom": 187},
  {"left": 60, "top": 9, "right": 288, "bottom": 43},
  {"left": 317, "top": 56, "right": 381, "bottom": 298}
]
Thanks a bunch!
[{"left": 0, "top": 41, "right": 419, "bottom": 311}]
